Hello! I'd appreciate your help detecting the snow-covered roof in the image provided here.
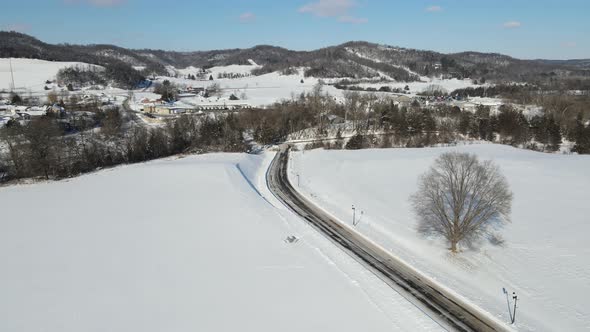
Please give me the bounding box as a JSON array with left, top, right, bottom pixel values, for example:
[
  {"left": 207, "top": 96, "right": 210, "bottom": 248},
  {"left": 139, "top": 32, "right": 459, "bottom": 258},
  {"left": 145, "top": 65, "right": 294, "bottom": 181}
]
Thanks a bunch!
[{"left": 177, "top": 93, "right": 197, "bottom": 98}]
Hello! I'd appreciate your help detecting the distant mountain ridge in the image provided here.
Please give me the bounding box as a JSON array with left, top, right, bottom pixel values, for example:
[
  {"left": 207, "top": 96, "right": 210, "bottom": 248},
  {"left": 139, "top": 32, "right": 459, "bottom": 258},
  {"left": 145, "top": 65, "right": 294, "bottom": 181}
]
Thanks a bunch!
[
  {"left": 536, "top": 59, "right": 590, "bottom": 69},
  {"left": 1, "top": 31, "right": 589, "bottom": 84}
]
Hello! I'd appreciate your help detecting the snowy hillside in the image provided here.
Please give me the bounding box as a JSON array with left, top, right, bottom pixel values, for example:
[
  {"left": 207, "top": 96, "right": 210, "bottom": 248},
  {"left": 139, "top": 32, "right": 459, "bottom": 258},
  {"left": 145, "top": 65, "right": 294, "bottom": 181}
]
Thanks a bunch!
[
  {"left": 3, "top": 32, "right": 588, "bottom": 86},
  {"left": 161, "top": 67, "right": 344, "bottom": 107},
  {"left": 290, "top": 144, "right": 590, "bottom": 331},
  {"left": 0, "top": 153, "right": 444, "bottom": 332},
  {"left": 0, "top": 58, "right": 101, "bottom": 91},
  {"left": 356, "top": 77, "right": 480, "bottom": 95}
]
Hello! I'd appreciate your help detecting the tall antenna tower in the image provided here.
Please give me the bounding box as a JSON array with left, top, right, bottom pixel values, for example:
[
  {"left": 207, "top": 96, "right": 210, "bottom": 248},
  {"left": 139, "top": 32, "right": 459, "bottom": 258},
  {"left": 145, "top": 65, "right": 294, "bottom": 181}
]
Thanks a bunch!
[{"left": 9, "top": 58, "right": 16, "bottom": 92}]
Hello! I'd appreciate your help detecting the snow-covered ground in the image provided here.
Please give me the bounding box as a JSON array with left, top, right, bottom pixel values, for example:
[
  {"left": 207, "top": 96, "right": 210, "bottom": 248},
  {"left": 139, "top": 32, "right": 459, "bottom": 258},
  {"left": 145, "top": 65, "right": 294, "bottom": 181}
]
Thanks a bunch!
[
  {"left": 159, "top": 67, "right": 344, "bottom": 108},
  {"left": 357, "top": 77, "right": 481, "bottom": 95},
  {"left": 289, "top": 143, "right": 590, "bottom": 331},
  {"left": 1, "top": 57, "right": 516, "bottom": 125},
  {"left": 0, "top": 153, "right": 445, "bottom": 332},
  {"left": 173, "top": 64, "right": 262, "bottom": 79},
  {"left": 2, "top": 58, "right": 485, "bottom": 110},
  {"left": 0, "top": 58, "right": 101, "bottom": 92}
]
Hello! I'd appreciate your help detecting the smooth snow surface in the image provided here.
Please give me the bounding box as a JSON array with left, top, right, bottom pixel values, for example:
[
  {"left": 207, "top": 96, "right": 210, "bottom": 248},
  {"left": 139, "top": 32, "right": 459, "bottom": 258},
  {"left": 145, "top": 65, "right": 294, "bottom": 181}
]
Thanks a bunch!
[
  {"left": 0, "top": 153, "right": 444, "bottom": 332},
  {"left": 290, "top": 143, "right": 590, "bottom": 331}
]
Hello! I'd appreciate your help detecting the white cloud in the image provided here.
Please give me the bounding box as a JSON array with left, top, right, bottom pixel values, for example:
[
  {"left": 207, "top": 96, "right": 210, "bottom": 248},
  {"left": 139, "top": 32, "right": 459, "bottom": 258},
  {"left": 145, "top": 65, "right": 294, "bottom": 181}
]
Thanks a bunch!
[
  {"left": 63, "top": 0, "right": 126, "bottom": 7},
  {"left": 89, "top": 0, "right": 125, "bottom": 6},
  {"left": 299, "top": 0, "right": 356, "bottom": 17},
  {"left": 561, "top": 41, "right": 577, "bottom": 48},
  {"left": 299, "top": 0, "right": 366, "bottom": 24},
  {"left": 503, "top": 21, "right": 522, "bottom": 29},
  {"left": 338, "top": 16, "right": 368, "bottom": 24},
  {"left": 426, "top": 5, "right": 442, "bottom": 12},
  {"left": 239, "top": 12, "right": 256, "bottom": 23}
]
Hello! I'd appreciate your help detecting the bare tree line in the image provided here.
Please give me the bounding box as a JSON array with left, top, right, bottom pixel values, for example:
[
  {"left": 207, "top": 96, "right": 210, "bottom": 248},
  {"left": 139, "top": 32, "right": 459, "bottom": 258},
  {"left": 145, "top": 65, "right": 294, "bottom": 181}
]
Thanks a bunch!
[
  {"left": 2, "top": 88, "right": 590, "bottom": 183},
  {"left": 0, "top": 110, "right": 245, "bottom": 182}
]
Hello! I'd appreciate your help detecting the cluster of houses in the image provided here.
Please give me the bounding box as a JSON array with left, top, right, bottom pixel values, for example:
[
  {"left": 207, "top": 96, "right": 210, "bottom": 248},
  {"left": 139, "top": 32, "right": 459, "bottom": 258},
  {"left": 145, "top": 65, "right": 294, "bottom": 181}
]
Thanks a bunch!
[
  {"left": 185, "top": 87, "right": 206, "bottom": 94},
  {"left": 139, "top": 99, "right": 252, "bottom": 115},
  {"left": 76, "top": 93, "right": 113, "bottom": 106},
  {"left": 138, "top": 85, "right": 252, "bottom": 116},
  {"left": 416, "top": 94, "right": 502, "bottom": 113},
  {"left": 376, "top": 94, "right": 502, "bottom": 114},
  {"left": 0, "top": 102, "right": 67, "bottom": 127},
  {"left": 0, "top": 89, "right": 117, "bottom": 127}
]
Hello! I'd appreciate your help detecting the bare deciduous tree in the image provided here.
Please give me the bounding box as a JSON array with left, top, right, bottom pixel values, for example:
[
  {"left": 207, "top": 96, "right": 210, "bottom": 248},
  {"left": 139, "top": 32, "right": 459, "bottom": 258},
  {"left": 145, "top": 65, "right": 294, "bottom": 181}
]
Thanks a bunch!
[
  {"left": 411, "top": 152, "right": 513, "bottom": 252},
  {"left": 101, "top": 108, "right": 123, "bottom": 137}
]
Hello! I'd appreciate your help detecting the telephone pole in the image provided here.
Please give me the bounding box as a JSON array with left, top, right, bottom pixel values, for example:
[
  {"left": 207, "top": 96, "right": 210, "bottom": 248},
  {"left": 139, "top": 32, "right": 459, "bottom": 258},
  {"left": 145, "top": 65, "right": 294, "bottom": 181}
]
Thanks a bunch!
[{"left": 9, "top": 58, "right": 16, "bottom": 92}]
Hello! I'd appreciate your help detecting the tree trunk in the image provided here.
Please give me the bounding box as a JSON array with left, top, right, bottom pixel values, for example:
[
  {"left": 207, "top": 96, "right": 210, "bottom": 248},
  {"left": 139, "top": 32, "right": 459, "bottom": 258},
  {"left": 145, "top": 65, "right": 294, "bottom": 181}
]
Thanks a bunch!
[
  {"left": 450, "top": 240, "right": 458, "bottom": 253},
  {"left": 451, "top": 220, "right": 460, "bottom": 253}
]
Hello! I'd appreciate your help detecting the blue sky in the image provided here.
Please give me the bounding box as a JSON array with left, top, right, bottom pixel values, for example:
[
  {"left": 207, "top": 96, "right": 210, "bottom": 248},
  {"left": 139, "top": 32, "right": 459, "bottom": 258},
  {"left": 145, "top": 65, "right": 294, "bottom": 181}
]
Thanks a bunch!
[{"left": 1, "top": 0, "right": 588, "bottom": 59}]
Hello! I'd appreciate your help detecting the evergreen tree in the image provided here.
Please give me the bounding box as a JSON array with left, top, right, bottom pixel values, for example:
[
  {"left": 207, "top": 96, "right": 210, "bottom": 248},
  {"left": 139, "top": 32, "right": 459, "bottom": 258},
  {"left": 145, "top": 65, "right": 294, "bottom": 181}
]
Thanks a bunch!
[
  {"left": 572, "top": 113, "right": 585, "bottom": 141},
  {"left": 572, "top": 114, "right": 590, "bottom": 154},
  {"left": 422, "top": 110, "right": 437, "bottom": 132},
  {"left": 345, "top": 133, "right": 365, "bottom": 150},
  {"left": 458, "top": 111, "right": 472, "bottom": 136},
  {"left": 496, "top": 106, "right": 530, "bottom": 144},
  {"left": 531, "top": 115, "right": 549, "bottom": 145},
  {"left": 394, "top": 108, "right": 409, "bottom": 137},
  {"left": 10, "top": 92, "right": 22, "bottom": 105},
  {"left": 515, "top": 111, "right": 530, "bottom": 144},
  {"left": 546, "top": 116, "right": 562, "bottom": 152}
]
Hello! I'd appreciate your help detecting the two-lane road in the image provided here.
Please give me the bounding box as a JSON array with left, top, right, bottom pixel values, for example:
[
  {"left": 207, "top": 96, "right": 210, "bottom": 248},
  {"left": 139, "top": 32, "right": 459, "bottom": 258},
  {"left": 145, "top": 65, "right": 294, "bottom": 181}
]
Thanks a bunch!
[{"left": 266, "top": 145, "right": 510, "bottom": 332}]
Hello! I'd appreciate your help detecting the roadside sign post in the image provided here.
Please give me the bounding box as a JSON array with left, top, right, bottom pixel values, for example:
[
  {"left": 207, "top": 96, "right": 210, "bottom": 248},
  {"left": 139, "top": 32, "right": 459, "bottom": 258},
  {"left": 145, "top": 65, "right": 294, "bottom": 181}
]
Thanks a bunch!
[{"left": 512, "top": 292, "right": 518, "bottom": 324}]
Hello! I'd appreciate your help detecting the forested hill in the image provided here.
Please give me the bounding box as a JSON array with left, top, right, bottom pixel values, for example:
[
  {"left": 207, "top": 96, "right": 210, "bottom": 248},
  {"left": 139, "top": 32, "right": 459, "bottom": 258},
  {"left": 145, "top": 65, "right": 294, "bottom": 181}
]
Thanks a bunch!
[{"left": 2, "top": 31, "right": 589, "bottom": 85}]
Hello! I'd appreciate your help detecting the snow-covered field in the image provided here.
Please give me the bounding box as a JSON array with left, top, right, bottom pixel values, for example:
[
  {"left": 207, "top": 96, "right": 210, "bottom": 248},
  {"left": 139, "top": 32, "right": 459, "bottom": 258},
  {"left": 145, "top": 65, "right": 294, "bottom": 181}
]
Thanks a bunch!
[
  {"left": 160, "top": 67, "right": 344, "bottom": 107},
  {"left": 0, "top": 153, "right": 444, "bottom": 332},
  {"left": 357, "top": 77, "right": 480, "bottom": 95},
  {"left": 290, "top": 144, "right": 590, "bottom": 331},
  {"left": 2, "top": 57, "right": 482, "bottom": 109},
  {"left": 0, "top": 58, "right": 101, "bottom": 92},
  {"left": 176, "top": 63, "right": 261, "bottom": 78}
]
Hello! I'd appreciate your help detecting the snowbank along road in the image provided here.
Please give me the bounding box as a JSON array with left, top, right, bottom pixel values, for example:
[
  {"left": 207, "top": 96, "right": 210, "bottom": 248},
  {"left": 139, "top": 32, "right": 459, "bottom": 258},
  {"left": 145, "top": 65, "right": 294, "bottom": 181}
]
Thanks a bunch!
[{"left": 266, "top": 145, "right": 511, "bottom": 332}]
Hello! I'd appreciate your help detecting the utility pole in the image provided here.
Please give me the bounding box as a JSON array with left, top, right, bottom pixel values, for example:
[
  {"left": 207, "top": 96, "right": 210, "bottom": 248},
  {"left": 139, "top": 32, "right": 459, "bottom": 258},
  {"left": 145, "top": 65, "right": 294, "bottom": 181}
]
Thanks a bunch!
[
  {"left": 503, "top": 288, "right": 513, "bottom": 323},
  {"left": 9, "top": 58, "right": 16, "bottom": 92}
]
